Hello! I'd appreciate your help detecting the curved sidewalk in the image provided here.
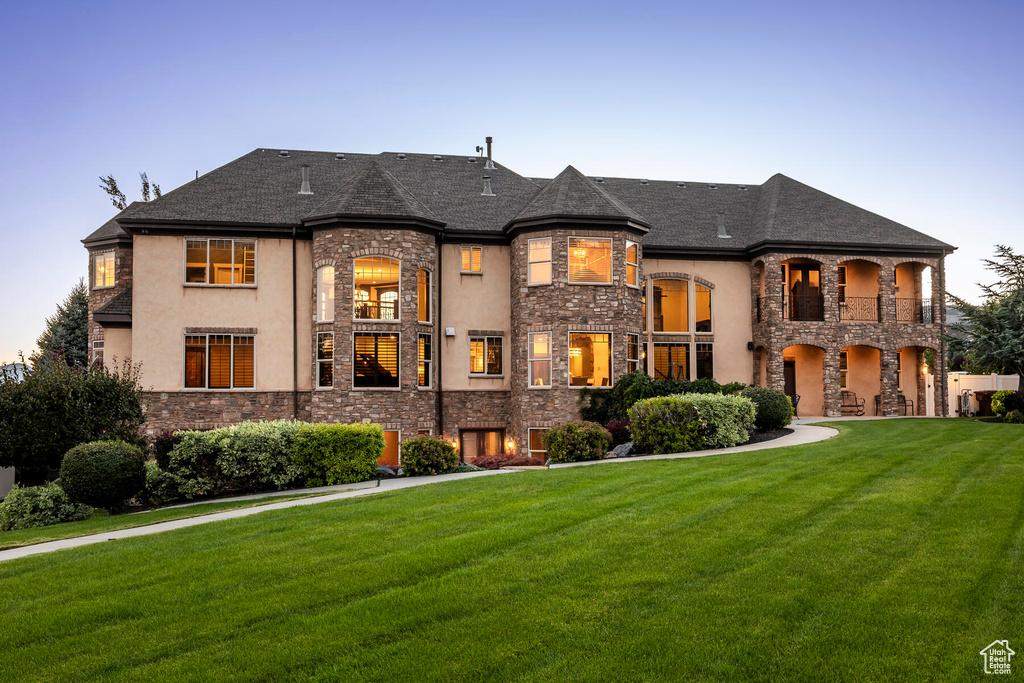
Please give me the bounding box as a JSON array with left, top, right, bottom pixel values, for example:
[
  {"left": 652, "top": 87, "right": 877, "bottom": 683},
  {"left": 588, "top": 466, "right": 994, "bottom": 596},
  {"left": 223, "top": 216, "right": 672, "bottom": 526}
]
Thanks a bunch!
[{"left": 0, "top": 424, "right": 837, "bottom": 564}]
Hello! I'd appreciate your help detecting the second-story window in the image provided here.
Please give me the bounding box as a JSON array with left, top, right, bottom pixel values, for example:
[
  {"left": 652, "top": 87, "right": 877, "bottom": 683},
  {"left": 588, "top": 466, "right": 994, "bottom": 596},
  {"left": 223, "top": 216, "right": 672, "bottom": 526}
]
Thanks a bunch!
[
  {"left": 418, "top": 269, "right": 431, "bottom": 322},
  {"left": 418, "top": 333, "right": 432, "bottom": 388},
  {"left": 569, "top": 332, "right": 611, "bottom": 387},
  {"left": 627, "top": 333, "right": 640, "bottom": 373},
  {"left": 354, "top": 256, "right": 400, "bottom": 320},
  {"left": 568, "top": 237, "right": 612, "bottom": 284},
  {"left": 93, "top": 251, "right": 115, "bottom": 288},
  {"left": 461, "top": 246, "right": 482, "bottom": 273},
  {"left": 317, "top": 266, "right": 335, "bottom": 322},
  {"left": 695, "top": 284, "right": 712, "bottom": 333},
  {"left": 529, "top": 332, "right": 551, "bottom": 387},
  {"left": 185, "top": 239, "right": 256, "bottom": 285},
  {"left": 626, "top": 241, "right": 639, "bottom": 287},
  {"left": 317, "top": 332, "right": 334, "bottom": 388},
  {"left": 653, "top": 279, "right": 687, "bottom": 332},
  {"left": 470, "top": 336, "right": 503, "bottom": 376},
  {"left": 528, "top": 238, "right": 552, "bottom": 285}
]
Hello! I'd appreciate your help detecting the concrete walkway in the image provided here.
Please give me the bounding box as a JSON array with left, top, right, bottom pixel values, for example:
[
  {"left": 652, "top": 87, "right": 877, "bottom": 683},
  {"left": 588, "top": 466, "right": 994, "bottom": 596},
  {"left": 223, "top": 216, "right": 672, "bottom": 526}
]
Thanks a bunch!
[
  {"left": 549, "top": 424, "right": 837, "bottom": 468},
  {"left": 0, "top": 424, "right": 839, "bottom": 564}
]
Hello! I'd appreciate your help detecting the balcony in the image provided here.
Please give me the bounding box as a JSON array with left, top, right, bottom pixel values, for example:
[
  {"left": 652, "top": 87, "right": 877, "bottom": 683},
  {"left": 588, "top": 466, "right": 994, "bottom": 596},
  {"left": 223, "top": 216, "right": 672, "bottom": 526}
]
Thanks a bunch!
[
  {"left": 896, "top": 297, "right": 933, "bottom": 323},
  {"left": 756, "top": 296, "right": 934, "bottom": 324},
  {"left": 784, "top": 295, "right": 824, "bottom": 321},
  {"left": 839, "top": 296, "right": 880, "bottom": 322},
  {"left": 354, "top": 301, "right": 398, "bottom": 321}
]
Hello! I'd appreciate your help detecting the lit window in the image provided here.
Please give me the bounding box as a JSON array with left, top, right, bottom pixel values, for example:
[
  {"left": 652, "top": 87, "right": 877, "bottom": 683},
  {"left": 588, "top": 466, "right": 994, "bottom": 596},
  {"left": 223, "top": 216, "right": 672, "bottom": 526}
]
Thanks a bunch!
[
  {"left": 840, "top": 350, "right": 848, "bottom": 389},
  {"left": 569, "top": 332, "right": 611, "bottom": 387},
  {"left": 696, "top": 343, "right": 713, "bottom": 379},
  {"left": 470, "top": 336, "right": 503, "bottom": 376},
  {"left": 528, "top": 428, "right": 548, "bottom": 461},
  {"left": 653, "top": 279, "right": 688, "bottom": 332},
  {"left": 627, "top": 333, "right": 640, "bottom": 374},
  {"left": 354, "top": 333, "right": 399, "bottom": 388},
  {"left": 183, "top": 334, "right": 255, "bottom": 389},
  {"left": 93, "top": 251, "right": 115, "bottom": 288},
  {"left": 418, "top": 333, "right": 432, "bottom": 388},
  {"left": 461, "top": 429, "right": 504, "bottom": 460},
  {"left": 568, "top": 237, "right": 612, "bottom": 284},
  {"left": 184, "top": 239, "right": 256, "bottom": 285},
  {"left": 461, "top": 246, "right": 482, "bottom": 273},
  {"left": 317, "top": 266, "right": 335, "bottom": 322},
  {"left": 91, "top": 339, "right": 104, "bottom": 368},
  {"left": 653, "top": 342, "right": 688, "bottom": 381},
  {"left": 354, "top": 256, "right": 400, "bottom": 320},
  {"left": 418, "top": 270, "right": 431, "bottom": 322},
  {"left": 317, "top": 332, "right": 333, "bottom": 388},
  {"left": 528, "top": 238, "right": 552, "bottom": 285},
  {"left": 626, "top": 241, "right": 639, "bottom": 287},
  {"left": 529, "top": 332, "right": 551, "bottom": 387},
  {"left": 695, "top": 284, "right": 712, "bottom": 333}
]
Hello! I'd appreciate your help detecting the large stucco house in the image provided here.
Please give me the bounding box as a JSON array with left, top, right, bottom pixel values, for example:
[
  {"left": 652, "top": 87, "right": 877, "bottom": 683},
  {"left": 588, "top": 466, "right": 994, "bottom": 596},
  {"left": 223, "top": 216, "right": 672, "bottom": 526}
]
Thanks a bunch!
[{"left": 83, "top": 142, "right": 954, "bottom": 464}]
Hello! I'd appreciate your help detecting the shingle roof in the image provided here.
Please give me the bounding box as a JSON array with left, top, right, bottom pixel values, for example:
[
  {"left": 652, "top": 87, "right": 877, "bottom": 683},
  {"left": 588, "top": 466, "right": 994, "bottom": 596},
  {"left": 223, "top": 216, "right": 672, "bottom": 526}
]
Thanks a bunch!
[
  {"left": 95, "top": 148, "right": 953, "bottom": 253},
  {"left": 508, "top": 165, "right": 649, "bottom": 229},
  {"left": 94, "top": 287, "right": 132, "bottom": 317},
  {"left": 306, "top": 160, "right": 441, "bottom": 225},
  {"left": 81, "top": 203, "right": 142, "bottom": 245}
]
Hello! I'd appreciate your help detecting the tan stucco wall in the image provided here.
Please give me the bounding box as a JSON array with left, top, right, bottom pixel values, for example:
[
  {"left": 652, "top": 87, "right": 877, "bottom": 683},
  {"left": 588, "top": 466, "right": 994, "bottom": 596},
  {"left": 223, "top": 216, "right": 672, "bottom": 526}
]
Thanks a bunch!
[
  {"left": 439, "top": 244, "right": 511, "bottom": 391},
  {"left": 785, "top": 345, "right": 824, "bottom": 417},
  {"left": 104, "top": 327, "right": 132, "bottom": 366},
  {"left": 644, "top": 258, "right": 753, "bottom": 385},
  {"left": 841, "top": 260, "right": 879, "bottom": 298},
  {"left": 843, "top": 345, "right": 881, "bottom": 415},
  {"left": 132, "top": 235, "right": 312, "bottom": 392},
  {"left": 898, "top": 347, "right": 921, "bottom": 397}
]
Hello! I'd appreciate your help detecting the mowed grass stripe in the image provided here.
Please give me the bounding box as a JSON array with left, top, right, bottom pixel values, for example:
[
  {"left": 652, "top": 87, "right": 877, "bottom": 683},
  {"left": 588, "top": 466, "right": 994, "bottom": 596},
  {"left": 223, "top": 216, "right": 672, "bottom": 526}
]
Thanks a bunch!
[{"left": 1, "top": 420, "right": 1022, "bottom": 682}]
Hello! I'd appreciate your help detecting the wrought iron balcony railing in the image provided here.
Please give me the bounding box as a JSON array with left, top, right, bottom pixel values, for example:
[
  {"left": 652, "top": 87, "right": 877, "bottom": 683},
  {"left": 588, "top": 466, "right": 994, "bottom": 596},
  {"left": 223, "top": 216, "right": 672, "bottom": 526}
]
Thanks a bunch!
[
  {"left": 838, "top": 296, "right": 880, "bottom": 322},
  {"left": 754, "top": 295, "right": 934, "bottom": 324},
  {"left": 354, "top": 301, "right": 398, "bottom": 321},
  {"left": 895, "top": 297, "right": 933, "bottom": 323},
  {"left": 784, "top": 294, "right": 825, "bottom": 321}
]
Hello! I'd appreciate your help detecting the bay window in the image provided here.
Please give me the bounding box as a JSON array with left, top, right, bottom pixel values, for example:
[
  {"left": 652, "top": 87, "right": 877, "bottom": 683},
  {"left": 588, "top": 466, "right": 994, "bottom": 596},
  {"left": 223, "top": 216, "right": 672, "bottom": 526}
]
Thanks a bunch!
[
  {"left": 184, "top": 334, "right": 255, "bottom": 389},
  {"left": 569, "top": 332, "right": 611, "bottom": 387},
  {"left": 529, "top": 332, "right": 551, "bottom": 387},
  {"left": 626, "top": 241, "right": 639, "bottom": 287},
  {"left": 93, "top": 251, "right": 115, "bottom": 288},
  {"left": 418, "top": 333, "right": 432, "bottom": 388},
  {"left": 317, "top": 266, "right": 335, "bottom": 322},
  {"left": 354, "top": 332, "right": 400, "bottom": 388},
  {"left": 317, "top": 332, "right": 334, "bottom": 388},
  {"left": 528, "top": 238, "right": 552, "bottom": 285},
  {"left": 418, "top": 270, "right": 431, "bottom": 322},
  {"left": 354, "top": 256, "right": 400, "bottom": 320},
  {"left": 185, "top": 239, "right": 256, "bottom": 285},
  {"left": 568, "top": 237, "right": 612, "bottom": 284}
]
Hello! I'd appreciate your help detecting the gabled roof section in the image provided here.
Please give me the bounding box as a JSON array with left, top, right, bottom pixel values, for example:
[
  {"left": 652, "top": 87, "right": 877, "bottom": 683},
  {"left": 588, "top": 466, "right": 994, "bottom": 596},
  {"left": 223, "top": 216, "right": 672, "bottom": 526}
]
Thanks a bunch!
[
  {"left": 749, "top": 174, "right": 954, "bottom": 250},
  {"left": 507, "top": 166, "right": 650, "bottom": 231},
  {"left": 82, "top": 203, "right": 142, "bottom": 247},
  {"left": 304, "top": 160, "right": 442, "bottom": 227},
  {"left": 93, "top": 287, "right": 132, "bottom": 326}
]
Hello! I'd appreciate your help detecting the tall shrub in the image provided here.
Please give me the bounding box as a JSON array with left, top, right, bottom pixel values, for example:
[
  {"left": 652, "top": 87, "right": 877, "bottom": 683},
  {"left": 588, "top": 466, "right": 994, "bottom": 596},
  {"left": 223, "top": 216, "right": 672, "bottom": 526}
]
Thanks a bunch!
[
  {"left": 59, "top": 440, "right": 146, "bottom": 509},
  {"left": 400, "top": 437, "right": 459, "bottom": 476},
  {"left": 543, "top": 421, "right": 612, "bottom": 463},
  {"left": 0, "top": 483, "right": 92, "bottom": 531},
  {"left": 217, "top": 420, "right": 303, "bottom": 491},
  {"left": 741, "top": 387, "right": 794, "bottom": 431},
  {"left": 293, "top": 423, "right": 384, "bottom": 486},
  {"left": 629, "top": 393, "right": 755, "bottom": 454},
  {"left": 165, "top": 428, "right": 228, "bottom": 499}
]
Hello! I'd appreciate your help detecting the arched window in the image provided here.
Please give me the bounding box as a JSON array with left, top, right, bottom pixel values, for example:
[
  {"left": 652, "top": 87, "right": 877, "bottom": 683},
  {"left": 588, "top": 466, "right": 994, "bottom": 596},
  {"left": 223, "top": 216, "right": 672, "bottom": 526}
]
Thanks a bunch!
[
  {"left": 418, "top": 269, "right": 431, "bottom": 322},
  {"left": 695, "top": 283, "right": 712, "bottom": 333},
  {"left": 354, "top": 256, "right": 400, "bottom": 320},
  {"left": 653, "top": 279, "right": 687, "bottom": 332},
  {"left": 317, "top": 266, "right": 335, "bottom": 322}
]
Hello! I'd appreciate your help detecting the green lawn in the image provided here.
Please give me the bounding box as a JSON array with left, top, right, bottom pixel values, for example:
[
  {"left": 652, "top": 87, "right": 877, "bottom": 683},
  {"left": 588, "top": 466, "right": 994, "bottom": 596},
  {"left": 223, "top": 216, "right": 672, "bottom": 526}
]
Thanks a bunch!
[
  {"left": 1, "top": 420, "right": 1022, "bottom": 682},
  {"left": 0, "top": 490, "right": 340, "bottom": 550}
]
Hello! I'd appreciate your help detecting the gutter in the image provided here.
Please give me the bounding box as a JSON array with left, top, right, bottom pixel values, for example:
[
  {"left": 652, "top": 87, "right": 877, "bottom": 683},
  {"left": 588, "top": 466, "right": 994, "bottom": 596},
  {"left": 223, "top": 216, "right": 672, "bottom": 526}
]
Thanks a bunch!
[
  {"left": 436, "top": 233, "right": 444, "bottom": 440},
  {"left": 292, "top": 227, "right": 298, "bottom": 420}
]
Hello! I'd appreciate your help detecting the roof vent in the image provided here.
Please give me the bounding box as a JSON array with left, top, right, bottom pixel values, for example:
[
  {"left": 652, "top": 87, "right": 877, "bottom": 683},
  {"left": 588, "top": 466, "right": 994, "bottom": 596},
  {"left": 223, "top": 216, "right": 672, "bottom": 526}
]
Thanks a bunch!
[
  {"left": 738, "top": 184, "right": 748, "bottom": 190},
  {"left": 708, "top": 183, "right": 717, "bottom": 190},
  {"left": 676, "top": 182, "right": 686, "bottom": 188},
  {"left": 335, "top": 153, "right": 345, "bottom": 160},
  {"left": 717, "top": 212, "right": 731, "bottom": 239},
  {"left": 467, "top": 157, "right": 478, "bottom": 163},
  {"left": 397, "top": 153, "right": 407, "bottom": 160},
  {"left": 279, "top": 150, "right": 290, "bottom": 157},
  {"left": 433, "top": 155, "right": 443, "bottom": 161},
  {"left": 299, "top": 164, "right": 313, "bottom": 195},
  {"left": 594, "top": 177, "right": 604, "bottom": 183},
  {"left": 639, "top": 179, "right": 649, "bottom": 185},
  {"left": 481, "top": 175, "right": 495, "bottom": 197}
]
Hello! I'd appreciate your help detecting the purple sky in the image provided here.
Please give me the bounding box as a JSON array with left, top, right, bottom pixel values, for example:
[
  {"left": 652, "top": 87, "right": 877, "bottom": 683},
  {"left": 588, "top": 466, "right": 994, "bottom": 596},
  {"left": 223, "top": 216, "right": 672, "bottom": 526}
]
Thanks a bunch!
[{"left": 1, "top": 0, "right": 1021, "bottom": 363}]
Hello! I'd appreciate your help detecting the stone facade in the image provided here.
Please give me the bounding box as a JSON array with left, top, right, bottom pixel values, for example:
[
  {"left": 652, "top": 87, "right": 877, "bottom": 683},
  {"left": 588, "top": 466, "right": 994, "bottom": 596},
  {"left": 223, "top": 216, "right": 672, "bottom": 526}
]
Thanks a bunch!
[
  {"left": 309, "top": 225, "right": 440, "bottom": 435},
  {"left": 441, "top": 389, "right": 512, "bottom": 441},
  {"left": 751, "top": 252, "right": 947, "bottom": 417},
  {"left": 87, "top": 243, "right": 133, "bottom": 347},
  {"left": 508, "top": 227, "right": 645, "bottom": 451},
  {"left": 142, "top": 391, "right": 311, "bottom": 434}
]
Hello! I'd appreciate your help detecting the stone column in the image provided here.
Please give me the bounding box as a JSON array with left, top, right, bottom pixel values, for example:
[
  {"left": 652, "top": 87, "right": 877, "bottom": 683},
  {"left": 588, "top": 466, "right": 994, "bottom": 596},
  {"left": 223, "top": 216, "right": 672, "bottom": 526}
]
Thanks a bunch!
[
  {"left": 820, "top": 256, "right": 839, "bottom": 323},
  {"left": 880, "top": 347, "right": 900, "bottom": 416},
  {"left": 760, "top": 254, "right": 784, "bottom": 322},
  {"left": 823, "top": 345, "right": 842, "bottom": 416},
  {"left": 914, "top": 348, "right": 926, "bottom": 416},
  {"left": 765, "top": 346, "right": 785, "bottom": 391},
  {"left": 878, "top": 259, "right": 896, "bottom": 323}
]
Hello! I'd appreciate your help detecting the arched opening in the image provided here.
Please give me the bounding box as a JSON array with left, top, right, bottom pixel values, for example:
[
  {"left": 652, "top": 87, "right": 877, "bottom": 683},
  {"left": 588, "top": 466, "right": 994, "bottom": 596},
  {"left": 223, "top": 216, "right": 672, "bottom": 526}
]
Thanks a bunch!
[
  {"left": 838, "top": 259, "right": 881, "bottom": 322},
  {"left": 354, "top": 256, "right": 400, "bottom": 320},
  {"left": 782, "top": 258, "right": 824, "bottom": 320},
  {"left": 840, "top": 345, "right": 881, "bottom": 415},
  {"left": 894, "top": 262, "right": 934, "bottom": 323},
  {"left": 897, "top": 346, "right": 929, "bottom": 416},
  {"left": 782, "top": 344, "right": 824, "bottom": 416}
]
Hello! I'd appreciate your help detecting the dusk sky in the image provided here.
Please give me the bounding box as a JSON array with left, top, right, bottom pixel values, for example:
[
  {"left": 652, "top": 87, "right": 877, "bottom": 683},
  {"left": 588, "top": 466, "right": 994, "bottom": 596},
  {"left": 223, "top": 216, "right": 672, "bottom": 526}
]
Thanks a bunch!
[{"left": 1, "top": 0, "right": 1020, "bottom": 363}]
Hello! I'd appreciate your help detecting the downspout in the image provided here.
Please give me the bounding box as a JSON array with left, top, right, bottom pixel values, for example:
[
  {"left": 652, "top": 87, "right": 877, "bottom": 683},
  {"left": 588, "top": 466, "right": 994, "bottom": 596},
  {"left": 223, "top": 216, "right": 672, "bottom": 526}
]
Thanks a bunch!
[
  {"left": 436, "top": 232, "right": 444, "bottom": 440},
  {"left": 292, "top": 227, "right": 298, "bottom": 420}
]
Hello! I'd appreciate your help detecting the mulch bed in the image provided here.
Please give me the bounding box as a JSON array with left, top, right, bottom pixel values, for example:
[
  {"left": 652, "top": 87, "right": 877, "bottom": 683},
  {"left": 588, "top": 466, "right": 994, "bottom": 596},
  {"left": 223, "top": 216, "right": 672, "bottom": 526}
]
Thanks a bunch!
[{"left": 745, "top": 428, "right": 794, "bottom": 445}]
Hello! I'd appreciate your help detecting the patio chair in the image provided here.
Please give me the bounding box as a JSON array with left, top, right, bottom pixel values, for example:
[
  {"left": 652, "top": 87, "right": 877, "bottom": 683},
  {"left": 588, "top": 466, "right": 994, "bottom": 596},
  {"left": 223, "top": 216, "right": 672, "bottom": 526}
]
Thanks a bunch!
[{"left": 840, "top": 390, "right": 865, "bottom": 416}]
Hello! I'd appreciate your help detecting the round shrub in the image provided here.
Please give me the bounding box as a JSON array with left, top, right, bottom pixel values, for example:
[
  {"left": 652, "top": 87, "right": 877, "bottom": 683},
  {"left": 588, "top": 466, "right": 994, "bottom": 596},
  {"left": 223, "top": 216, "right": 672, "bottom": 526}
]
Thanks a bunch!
[
  {"left": 741, "top": 387, "right": 794, "bottom": 431},
  {"left": 400, "top": 437, "right": 459, "bottom": 476},
  {"left": 0, "top": 483, "right": 92, "bottom": 531},
  {"left": 543, "top": 421, "right": 612, "bottom": 463},
  {"left": 628, "top": 396, "right": 702, "bottom": 455},
  {"left": 59, "top": 440, "right": 146, "bottom": 509},
  {"left": 992, "top": 390, "right": 1024, "bottom": 417},
  {"left": 605, "top": 418, "right": 631, "bottom": 446},
  {"left": 1005, "top": 410, "right": 1024, "bottom": 424}
]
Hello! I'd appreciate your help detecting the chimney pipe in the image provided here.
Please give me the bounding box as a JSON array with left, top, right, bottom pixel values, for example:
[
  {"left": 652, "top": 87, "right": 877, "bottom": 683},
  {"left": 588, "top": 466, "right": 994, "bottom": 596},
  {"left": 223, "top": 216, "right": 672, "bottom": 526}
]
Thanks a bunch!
[
  {"left": 484, "top": 136, "right": 494, "bottom": 169},
  {"left": 299, "top": 164, "right": 313, "bottom": 195}
]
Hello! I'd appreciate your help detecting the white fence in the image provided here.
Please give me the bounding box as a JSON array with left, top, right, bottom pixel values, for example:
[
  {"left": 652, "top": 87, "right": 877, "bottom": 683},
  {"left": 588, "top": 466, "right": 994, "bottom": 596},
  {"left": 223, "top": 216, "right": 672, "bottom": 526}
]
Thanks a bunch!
[
  {"left": 0, "top": 467, "right": 12, "bottom": 499},
  {"left": 946, "top": 373, "right": 1019, "bottom": 416}
]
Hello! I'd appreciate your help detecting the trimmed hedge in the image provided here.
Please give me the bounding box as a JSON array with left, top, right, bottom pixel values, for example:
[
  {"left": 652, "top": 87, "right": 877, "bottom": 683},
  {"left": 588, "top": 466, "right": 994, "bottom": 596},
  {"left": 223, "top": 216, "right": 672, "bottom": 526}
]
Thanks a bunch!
[
  {"left": 293, "top": 423, "right": 384, "bottom": 486},
  {"left": 400, "top": 437, "right": 459, "bottom": 476},
  {"left": 60, "top": 440, "right": 146, "bottom": 509},
  {"left": 543, "top": 421, "right": 612, "bottom": 463},
  {"left": 217, "top": 420, "right": 303, "bottom": 492},
  {"left": 629, "top": 393, "right": 756, "bottom": 455},
  {"left": 0, "top": 483, "right": 92, "bottom": 531},
  {"left": 580, "top": 371, "right": 744, "bottom": 424},
  {"left": 740, "top": 387, "right": 794, "bottom": 431}
]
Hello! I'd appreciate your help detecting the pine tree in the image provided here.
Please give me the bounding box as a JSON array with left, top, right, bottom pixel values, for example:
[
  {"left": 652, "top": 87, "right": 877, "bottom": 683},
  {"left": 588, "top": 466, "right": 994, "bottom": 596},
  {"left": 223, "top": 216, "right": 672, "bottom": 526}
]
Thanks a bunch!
[{"left": 34, "top": 280, "right": 89, "bottom": 368}]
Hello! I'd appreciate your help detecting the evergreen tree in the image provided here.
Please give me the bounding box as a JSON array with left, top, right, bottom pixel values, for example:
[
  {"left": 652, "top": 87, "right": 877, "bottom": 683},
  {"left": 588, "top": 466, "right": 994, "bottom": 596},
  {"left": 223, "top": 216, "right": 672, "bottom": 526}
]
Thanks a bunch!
[{"left": 34, "top": 280, "right": 89, "bottom": 368}]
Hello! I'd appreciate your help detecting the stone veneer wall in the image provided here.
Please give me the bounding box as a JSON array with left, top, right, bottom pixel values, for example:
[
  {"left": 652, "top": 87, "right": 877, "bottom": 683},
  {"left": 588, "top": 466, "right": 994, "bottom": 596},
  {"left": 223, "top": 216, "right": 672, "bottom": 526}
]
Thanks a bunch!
[
  {"left": 87, "top": 244, "right": 134, "bottom": 345},
  {"left": 142, "top": 391, "right": 311, "bottom": 435},
  {"left": 441, "top": 390, "right": 512, "bottom": 447},
  {"left": 309, "top": 226, "right": 439, "bottom": 436},
  {"left": 508, "top": 227, "right": 645, "bottom": 451},
  {"left": 751, "top": 251, "right": 947, "bottom": 416}
]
